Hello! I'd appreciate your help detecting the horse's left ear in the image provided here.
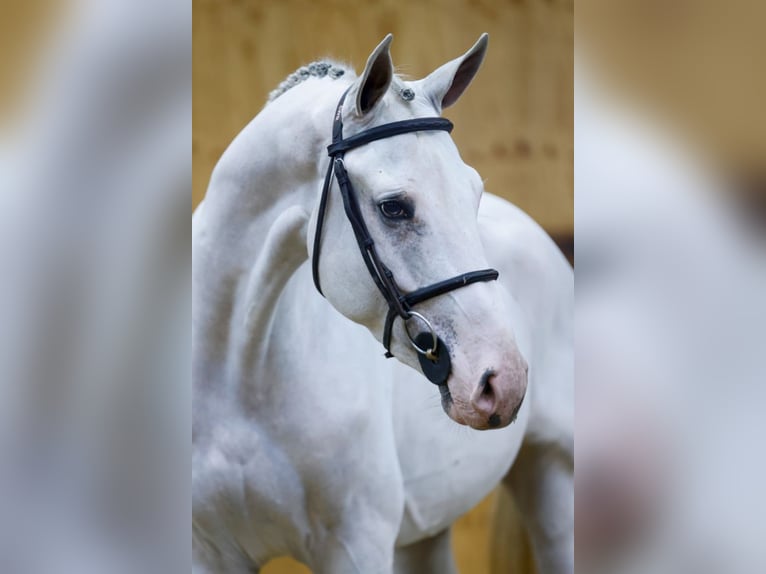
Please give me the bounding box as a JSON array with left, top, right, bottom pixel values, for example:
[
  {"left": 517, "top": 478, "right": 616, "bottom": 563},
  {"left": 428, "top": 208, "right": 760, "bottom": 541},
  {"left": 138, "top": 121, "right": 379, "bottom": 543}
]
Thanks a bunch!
[
  {"left": 354, "top": 34, "right": 394, "bottom": 116},
  {"left": 417, "top": 33, "right": 489, "bottom": 112}
]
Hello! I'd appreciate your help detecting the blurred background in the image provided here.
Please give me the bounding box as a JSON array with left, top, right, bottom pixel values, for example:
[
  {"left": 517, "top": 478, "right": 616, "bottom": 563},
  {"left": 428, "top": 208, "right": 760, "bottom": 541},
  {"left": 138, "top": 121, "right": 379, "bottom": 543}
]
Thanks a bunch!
[
  {"left": 577, "top": 0, "right": 766, "bottom": 220},
  {"left": 1, "top": 1, "right": 189, "bottom": 573},
  {"left": 0, "top": 1, "right": 61, "bottom": 127},
  {"left": 576, "top": 1, "right": 766, "bottom": 573},
  {"left": 193, "top": 1, "right": 572, "bottom": 573}
]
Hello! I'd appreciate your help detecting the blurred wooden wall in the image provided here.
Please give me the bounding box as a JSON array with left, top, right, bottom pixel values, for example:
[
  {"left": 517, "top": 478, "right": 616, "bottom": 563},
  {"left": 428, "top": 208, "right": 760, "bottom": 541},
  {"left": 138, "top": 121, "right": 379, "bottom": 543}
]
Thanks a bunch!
[
  {"left": 578, "top": 0, "right": 766, "bottom": 183},
  {"left": 193, "top": 0, "right": 573, "bottom": 238},
  {"left": 0, "top": 0, "right": 68, "bottom": 127},
  {"left": 193, "top": 0, "right": 569, "bottom": 572}
]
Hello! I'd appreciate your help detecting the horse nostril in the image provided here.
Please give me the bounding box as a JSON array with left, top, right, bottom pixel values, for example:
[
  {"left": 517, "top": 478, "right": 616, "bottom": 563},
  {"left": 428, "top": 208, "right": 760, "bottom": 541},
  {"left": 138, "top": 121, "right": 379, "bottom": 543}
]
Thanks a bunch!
[
  {"left": 480, "top": 368, "right": 496, "bottom": 393},
  {"left": 472, "top": 369, "right": 497, "bottom": 416},
  {"left": 480, "top": 369, "right": 496, "bottom": 401}
]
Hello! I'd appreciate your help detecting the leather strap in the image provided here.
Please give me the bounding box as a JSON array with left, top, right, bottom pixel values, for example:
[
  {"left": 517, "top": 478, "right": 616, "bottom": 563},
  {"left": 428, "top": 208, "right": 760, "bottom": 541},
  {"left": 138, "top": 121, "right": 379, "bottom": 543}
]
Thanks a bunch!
[
  {"left": 327, "top": 117, "right": 453, "bottom": 156},
  {"left": 381, "top": 269, "right": 499, "bottom": 357}
]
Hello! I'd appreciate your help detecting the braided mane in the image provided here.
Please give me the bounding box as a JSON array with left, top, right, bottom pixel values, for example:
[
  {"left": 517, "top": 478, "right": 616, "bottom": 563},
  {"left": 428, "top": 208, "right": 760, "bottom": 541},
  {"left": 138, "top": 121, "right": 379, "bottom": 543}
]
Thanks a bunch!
[{"left": 267, "top": 60, "right": 353, "bottom": 103}]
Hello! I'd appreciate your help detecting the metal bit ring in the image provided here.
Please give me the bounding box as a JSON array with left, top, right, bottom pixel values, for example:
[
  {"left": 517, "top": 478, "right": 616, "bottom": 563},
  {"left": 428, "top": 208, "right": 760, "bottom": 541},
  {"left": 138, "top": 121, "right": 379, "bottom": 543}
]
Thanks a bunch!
[{"left": 403, "top": 311, "right": 439, "bottom": 358}]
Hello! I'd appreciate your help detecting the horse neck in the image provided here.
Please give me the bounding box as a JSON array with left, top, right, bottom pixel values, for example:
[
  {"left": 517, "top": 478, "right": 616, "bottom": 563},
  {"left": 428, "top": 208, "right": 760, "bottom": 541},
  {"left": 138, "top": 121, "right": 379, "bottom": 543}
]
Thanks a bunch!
[{"left": 192, "top": 81, "right": 349, "bottom": 389}]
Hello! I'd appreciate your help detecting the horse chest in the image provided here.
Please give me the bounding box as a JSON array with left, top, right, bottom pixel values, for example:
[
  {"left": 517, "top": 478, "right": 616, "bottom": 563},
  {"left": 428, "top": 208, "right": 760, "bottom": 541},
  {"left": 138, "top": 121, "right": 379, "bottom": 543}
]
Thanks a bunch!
[{"left": 390, "top": 361, "right": 530, "bottom": 544}]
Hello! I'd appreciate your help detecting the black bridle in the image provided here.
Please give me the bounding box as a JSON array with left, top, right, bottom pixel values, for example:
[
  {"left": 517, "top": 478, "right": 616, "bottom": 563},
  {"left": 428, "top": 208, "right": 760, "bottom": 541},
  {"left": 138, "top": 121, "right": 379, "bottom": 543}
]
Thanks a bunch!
[{"left": 311, "top": 88, "right": 499, "bottom": 386}]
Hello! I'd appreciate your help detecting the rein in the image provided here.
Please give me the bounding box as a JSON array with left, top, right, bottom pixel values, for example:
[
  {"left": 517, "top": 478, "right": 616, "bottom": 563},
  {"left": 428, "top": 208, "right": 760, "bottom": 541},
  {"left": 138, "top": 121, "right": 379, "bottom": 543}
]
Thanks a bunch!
[{"left": 311, "top": 88, "right": 499, "bottom": 386}]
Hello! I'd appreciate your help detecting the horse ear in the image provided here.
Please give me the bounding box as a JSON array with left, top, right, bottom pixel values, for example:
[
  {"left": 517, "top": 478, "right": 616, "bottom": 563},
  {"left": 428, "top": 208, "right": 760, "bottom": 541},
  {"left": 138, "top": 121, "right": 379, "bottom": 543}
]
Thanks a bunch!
[
  {"left": 354, "top": 34, "right": 394, "bottom": 116},
  {"left": 418, "top": 33, "right": 489, "bottom": 112}
]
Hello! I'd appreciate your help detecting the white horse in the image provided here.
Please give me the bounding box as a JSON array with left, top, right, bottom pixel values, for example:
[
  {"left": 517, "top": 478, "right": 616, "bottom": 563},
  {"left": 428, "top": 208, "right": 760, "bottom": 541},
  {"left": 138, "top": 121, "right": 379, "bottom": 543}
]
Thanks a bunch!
[{"left": 193, "top": 34, "right": 573, "bottom": 574}]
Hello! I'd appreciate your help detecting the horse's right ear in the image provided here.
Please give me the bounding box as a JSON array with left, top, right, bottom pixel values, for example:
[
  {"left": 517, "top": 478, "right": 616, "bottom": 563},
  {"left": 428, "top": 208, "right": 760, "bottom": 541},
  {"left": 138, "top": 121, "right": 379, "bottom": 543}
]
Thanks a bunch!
[
  {"left": 353, "top": 34, "right": 394, "bottom": 116},
  {"left": 416, "top": 33, "right": 489, "bottom": 113}
]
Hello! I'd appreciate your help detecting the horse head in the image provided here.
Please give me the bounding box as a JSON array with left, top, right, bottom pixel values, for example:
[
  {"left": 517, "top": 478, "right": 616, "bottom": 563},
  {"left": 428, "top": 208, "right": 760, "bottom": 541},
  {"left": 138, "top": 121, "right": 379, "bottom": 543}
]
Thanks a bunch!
[{"left": 310, "top": 35, "right": 528, "bottom": 430}]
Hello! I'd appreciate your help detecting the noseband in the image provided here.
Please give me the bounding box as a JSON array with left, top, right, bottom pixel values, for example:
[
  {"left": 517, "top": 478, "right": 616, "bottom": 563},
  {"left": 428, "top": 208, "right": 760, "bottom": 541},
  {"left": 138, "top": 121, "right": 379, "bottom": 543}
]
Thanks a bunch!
[{"left": 311, "top": 88, "right": 499, "bottom": 386}]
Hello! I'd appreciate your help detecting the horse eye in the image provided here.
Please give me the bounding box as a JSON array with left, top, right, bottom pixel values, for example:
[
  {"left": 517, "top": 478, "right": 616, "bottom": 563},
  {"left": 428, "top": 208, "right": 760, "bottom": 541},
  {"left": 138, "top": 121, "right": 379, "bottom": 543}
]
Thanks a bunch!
[{"left": 379, "top": 200, "right": 411, "bottom": 219}]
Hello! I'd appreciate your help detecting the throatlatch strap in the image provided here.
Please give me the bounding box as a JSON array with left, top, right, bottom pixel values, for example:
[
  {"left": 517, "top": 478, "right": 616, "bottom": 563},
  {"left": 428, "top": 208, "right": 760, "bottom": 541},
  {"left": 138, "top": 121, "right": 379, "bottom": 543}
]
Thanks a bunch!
[{"left": 311, "top": 158, "right": 337, "bottom": 295}]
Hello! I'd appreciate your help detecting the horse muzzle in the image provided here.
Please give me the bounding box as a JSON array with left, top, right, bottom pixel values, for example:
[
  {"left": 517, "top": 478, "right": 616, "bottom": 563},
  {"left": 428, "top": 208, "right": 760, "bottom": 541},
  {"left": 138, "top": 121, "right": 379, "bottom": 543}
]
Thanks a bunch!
[{"left": 443, "top": 344, "right": 528, "bottom": 430}]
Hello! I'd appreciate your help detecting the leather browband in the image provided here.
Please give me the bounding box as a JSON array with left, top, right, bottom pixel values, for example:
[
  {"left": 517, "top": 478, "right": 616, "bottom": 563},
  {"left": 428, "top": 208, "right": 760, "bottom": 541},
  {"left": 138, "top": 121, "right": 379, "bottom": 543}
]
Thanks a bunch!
[{"left": 327, "top": 118, "right": 454, "bottom": 156}]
